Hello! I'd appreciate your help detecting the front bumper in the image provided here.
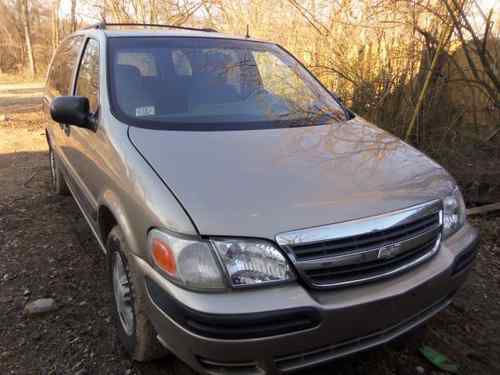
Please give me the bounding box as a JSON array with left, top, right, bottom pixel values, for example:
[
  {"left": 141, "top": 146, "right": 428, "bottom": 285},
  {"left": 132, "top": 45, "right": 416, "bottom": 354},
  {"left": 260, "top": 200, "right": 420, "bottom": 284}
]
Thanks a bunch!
[{"left": 135, "top": 222, "right": 479, "bottom": 375}]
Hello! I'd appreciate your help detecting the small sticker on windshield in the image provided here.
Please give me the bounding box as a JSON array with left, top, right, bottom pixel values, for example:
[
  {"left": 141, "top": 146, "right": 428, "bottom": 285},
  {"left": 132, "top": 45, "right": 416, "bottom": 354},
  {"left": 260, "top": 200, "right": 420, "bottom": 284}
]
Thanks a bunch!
[{"left": 136, "top": 106, "right": 155, "bottom": 117}]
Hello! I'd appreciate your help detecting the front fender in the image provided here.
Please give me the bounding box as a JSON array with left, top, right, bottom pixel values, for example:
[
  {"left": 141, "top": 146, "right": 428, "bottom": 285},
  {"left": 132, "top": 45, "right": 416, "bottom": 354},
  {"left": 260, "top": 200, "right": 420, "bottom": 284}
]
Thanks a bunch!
[{"left": 98, "top": 189, "right": 140, "bottom": 255}]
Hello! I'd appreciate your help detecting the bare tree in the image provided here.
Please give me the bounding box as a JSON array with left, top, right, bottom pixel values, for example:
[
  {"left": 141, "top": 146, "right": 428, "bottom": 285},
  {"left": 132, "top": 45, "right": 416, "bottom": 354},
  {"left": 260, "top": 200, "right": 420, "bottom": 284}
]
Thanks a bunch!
[
  {"left": 103, "top": 0, "right": 210, "bottom": 25},
  {"left": 70, "top": 0, "right": 77, "bottom": 32},
  {"left": 20, "top": 0, "right": 36, "bottom": 77},
  {"left": 52, "top": 0, "right": 61, "bottom": 52},
  {"left": 444, "top": 0, "right": 500, "bottom": 110}
]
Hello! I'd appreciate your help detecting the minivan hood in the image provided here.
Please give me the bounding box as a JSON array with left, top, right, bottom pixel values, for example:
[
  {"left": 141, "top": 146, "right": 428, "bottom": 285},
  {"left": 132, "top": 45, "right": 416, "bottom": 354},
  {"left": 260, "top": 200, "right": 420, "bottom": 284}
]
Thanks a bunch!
[{"left": 128, "top": 118, "right": 455, "bottom": 239}]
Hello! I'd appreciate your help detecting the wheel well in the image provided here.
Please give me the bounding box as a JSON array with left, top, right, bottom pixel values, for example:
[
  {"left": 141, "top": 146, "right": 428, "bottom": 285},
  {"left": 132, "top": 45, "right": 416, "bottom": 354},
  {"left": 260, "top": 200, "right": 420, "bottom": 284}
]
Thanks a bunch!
[{"left": 98, "top": 205, "right": 117, "bottom": 243}]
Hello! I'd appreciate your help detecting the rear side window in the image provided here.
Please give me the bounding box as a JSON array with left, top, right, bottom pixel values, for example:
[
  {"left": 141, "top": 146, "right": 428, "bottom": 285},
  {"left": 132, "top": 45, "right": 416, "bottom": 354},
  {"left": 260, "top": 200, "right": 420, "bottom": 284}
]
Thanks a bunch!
[
  {"left": 47, "top": 36, "right": 83, "bottom": 97},
  {"left": 75, "top": 39, "right": 100, "bottom": 113}
]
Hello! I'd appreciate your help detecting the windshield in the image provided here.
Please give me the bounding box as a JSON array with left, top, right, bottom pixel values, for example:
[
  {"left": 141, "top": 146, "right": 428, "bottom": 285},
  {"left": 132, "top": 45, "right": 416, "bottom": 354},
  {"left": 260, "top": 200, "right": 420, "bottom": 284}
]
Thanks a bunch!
[{"left": 108, "top": 37, "right": 347, "bottom": 130}]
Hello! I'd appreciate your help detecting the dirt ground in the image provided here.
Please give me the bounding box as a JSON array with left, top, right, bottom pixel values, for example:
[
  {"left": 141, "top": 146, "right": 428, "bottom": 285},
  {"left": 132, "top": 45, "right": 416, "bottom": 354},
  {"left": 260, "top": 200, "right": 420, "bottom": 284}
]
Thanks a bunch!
[
  {"left": 0, "top": 82, "right": 43, "bottom": 114},
  {"left": 1, "top": 85, "right": 500, "bottom": 375}
]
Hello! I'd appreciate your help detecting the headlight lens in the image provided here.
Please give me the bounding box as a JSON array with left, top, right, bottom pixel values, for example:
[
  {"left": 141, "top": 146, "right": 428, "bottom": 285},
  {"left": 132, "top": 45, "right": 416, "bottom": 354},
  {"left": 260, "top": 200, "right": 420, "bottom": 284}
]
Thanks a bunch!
[
  {"left": 211, "top": 238, "right": 295, "bottom": 287},
  {"left": 148, "top": 229, "right": 225, "bottom": 291},
  {"left": 442, "top": 187, "right": 466, "bottom": 239}
]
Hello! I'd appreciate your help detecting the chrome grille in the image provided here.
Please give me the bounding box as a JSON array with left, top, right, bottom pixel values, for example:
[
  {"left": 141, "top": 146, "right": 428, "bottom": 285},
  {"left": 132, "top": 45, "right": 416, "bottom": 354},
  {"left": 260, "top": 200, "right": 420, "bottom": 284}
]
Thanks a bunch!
[{"left": 276, "top": 200, "right": 442, "bottom": 288}]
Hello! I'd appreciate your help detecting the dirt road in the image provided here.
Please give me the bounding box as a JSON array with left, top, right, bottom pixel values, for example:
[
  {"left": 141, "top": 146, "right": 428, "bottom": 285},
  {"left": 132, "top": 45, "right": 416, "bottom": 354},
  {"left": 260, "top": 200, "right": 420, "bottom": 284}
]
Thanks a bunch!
[
  {"left": 0, "top": 82, "right": 44, "bottom": 114},
  {"left": 1, "top": 86, "right": 499, "bottom": 375}
]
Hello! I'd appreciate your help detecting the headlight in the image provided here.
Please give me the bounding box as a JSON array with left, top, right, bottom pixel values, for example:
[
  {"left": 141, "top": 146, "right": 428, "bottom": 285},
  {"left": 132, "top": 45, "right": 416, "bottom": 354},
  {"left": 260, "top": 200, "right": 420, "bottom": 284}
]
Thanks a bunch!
[
  {"left": 148, "top": 229, "right": 225, "bottom": 291},
  {"left": 211, "top": 238, "right": 296, "bottom": 287},
  {"left": 442, "top": 187, "right": 466, "bottom": 239}
]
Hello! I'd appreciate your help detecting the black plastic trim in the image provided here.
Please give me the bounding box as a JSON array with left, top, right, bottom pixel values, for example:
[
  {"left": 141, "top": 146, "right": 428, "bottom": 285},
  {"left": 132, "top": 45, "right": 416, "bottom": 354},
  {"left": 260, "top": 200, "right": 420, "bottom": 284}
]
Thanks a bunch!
[
  {"left": 197, "top": 357, "right": 263, "bottom": 375},
  {"left": 275, "top": 292, "right": 455, "bottom": 373},
  {"left": 451, "top": 236, "right": 480, "bottom": 275},
  {"left": 145, "top": 277, "right": 321, "bottom": 340},
  {"left": 84, "top": 22, "right": 218, "bottom": 33}
]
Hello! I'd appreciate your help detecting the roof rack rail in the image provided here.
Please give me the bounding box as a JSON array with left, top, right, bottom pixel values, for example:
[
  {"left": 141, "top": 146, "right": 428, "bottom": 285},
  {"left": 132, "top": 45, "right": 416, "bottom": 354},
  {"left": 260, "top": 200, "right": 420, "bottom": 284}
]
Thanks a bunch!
[{"left": 83, "top": 22, "right": 218, "bottom": 33}]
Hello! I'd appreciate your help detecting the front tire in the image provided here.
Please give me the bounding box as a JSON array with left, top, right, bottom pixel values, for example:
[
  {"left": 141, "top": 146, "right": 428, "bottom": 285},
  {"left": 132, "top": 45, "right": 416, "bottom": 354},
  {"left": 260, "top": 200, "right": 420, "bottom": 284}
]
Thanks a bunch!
[
  {"left": 48, "top": 146, "right": 69, "bottom": 195},
  {"left": 107, "top": 226, "right": 166, "bottom": 361}
]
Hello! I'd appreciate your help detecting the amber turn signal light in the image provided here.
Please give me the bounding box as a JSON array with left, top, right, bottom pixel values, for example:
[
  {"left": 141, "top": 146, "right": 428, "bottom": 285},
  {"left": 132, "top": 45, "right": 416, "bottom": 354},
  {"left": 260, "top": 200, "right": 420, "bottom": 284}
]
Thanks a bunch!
[{"left": 152, "top": 239, "right": 176, "bottom": 276}]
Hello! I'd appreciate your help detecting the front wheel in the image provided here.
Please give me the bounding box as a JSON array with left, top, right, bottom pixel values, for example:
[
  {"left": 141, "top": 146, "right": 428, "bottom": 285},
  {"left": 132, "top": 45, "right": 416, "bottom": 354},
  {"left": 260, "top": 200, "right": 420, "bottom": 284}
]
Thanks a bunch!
[{"left": 107, "top": 226, "right": 166, "bottom": 362}]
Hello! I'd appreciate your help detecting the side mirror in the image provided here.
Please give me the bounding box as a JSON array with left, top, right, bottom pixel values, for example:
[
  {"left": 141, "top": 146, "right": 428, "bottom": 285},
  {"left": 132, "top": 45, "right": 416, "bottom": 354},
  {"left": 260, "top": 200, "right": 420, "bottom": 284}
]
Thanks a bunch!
[{"left": 50, "top": 96, "right": 91, "bottom": 128}]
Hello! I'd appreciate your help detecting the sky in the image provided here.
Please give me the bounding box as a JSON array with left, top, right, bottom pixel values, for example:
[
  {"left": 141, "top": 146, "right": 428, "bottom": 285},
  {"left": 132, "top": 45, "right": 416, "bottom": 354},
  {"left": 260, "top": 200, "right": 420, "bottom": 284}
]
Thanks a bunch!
[
  {"left": 470, "top": 0, "right": 500, "bottom": 32},
  {"left": 479, "top": 0, "right": 498, "bottom": 11}
]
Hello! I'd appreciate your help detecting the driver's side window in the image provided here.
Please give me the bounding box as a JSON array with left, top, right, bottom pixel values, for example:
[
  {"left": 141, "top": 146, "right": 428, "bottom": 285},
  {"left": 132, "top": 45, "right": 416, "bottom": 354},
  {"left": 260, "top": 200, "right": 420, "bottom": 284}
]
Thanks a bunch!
[{"left": 75, "top": 39, "right": 100, "bottom": 113}]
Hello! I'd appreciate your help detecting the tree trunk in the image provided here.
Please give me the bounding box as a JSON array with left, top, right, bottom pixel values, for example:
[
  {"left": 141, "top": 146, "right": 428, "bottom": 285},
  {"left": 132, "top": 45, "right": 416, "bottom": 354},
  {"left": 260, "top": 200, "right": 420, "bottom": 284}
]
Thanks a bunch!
[
  {"left": 52, "top": 0, "right": 60, "bottom": 52},
  {"left": 100, "top": 0, "right": 107, "bottom": 22},
  {"left": 21, "top": 0, "right": 36, "bottom": 78},
  {"left": 70, "top": 0, "right": 77, "bottom": 32}
]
